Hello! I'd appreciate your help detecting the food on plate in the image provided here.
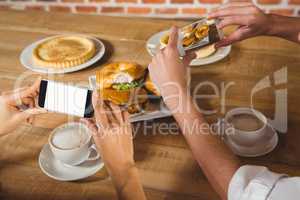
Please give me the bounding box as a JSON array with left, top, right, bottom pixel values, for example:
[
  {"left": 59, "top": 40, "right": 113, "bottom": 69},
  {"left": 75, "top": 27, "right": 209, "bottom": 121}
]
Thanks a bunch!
[
  {"left": 33, "top": 36, "right": 96, "bottom": 68},
  {"left": 96, "top": 62, "right": 148, "bottom": 114},
  {"left": 195, "top": 25, "right": 209, "bottom": 40},
  {"left": 182, "top": 35, "right": 196, "bottom": 47},
  {"left": 160, "top": 34, "right": 169, "bottom": 48},
  {"left": 144, "top": 74, "right": 161, "bottom": 96},
  {"left": 195, "top": 44, "right": 216, "bottom": 59},
  {"left": 160, "top": 23, "right": 209, "bottom": 48}
]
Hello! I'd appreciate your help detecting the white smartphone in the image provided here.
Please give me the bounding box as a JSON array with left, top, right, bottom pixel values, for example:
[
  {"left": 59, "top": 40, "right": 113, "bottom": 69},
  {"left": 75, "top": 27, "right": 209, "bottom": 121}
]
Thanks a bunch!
[{"left": 38, "top": 80, "right": 93, "bottom": 118}]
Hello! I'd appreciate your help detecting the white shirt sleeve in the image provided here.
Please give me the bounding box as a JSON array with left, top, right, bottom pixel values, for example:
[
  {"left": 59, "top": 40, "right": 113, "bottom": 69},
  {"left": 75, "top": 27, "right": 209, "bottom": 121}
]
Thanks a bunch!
[{"left": 228, "top": 165, "right": 300, "bottom": 200}]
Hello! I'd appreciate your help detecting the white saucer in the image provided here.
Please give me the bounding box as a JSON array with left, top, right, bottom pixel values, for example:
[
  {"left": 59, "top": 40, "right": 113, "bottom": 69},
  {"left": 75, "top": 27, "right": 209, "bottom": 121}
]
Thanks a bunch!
[
  {"left": 146, "top": 30, "right": 231, "bottom": 66},
  {"left": 39, "top": 144, "right": 104, "bottom": 181},
  {"left": 20, "top": 35, "right": 105, "bottom": 74},
  {"left": 224, "top": 125, "right": 279, "bottom": 157}
]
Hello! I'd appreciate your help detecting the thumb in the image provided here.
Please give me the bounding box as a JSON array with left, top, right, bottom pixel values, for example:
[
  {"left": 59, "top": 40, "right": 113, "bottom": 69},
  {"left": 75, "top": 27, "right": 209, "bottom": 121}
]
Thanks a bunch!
[
  {"left": 21, "top": 76, "right": 42, "bottom": 98},
  {"left": 182, "top": 51, "right": 196, "bottom": 66}
]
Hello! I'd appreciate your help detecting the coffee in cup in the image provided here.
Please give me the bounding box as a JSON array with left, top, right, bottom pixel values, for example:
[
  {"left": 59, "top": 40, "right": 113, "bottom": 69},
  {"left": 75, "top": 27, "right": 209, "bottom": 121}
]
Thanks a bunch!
[
  {"left": 227, "top": 113, "right": 265, "bottom": 132},
  {"left": 49, "top": 122, "right": 99, "bottom": 166},
  {"left": 51, "top": 125, "right": 89, "bottom": 150},
  {"left": 221, "top": 108, "right": 268, "bottom": 146}
]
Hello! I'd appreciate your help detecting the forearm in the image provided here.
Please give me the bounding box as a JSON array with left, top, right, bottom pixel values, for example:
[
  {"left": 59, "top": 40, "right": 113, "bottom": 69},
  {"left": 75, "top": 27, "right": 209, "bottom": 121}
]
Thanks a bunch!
[
  {"left": 166, "top": 93, "right": 240, "bottom": 200},
  {"left": 107, "top": 165, "right": 146, "bottom": 200},
  {"left": 267, "top": 14, "right": 300, "bottom": 43}
]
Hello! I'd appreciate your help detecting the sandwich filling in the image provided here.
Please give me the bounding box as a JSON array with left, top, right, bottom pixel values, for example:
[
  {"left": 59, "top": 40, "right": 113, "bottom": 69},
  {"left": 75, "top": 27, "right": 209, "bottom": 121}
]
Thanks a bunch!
[
  {"left": 112, "top": 81, "right": 140, "bottom": 91},
  {"left": 112, "top": 72, "right": 141, "bottom": 91}
]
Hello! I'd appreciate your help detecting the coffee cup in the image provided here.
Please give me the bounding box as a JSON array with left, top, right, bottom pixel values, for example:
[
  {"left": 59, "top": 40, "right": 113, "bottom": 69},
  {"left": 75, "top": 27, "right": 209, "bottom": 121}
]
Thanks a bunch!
[
  {"left": 215, "top": 107, "right": 268, "bottom": 146},
  {"left": 49, "top": 122, "right": 99, "bottom": 166}
]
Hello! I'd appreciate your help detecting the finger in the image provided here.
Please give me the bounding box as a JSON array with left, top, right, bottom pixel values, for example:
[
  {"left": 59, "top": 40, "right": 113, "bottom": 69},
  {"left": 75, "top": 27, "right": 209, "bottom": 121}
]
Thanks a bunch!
[
  {"left": 208, "top": 6, "right": 253, "bottom": 19},
  {"left": 2, "top": 88, "right": 29, "bottom": 105},
  {"left": 103, "top": 101, "right": 118, "bottom": 125},
  {"left": 22, "top": 97, "right": 35, "bottom": 108},
  {"left": 26, "top": 98, "right": 36, "bottom": 124},
  {"left": 1, "top": 87, "right": 27, "bottom": 96},
  {"left": 215, "top": 27, "right": 250, "bottom": 48},
  {"left": 92, "top": 90, "right": 110, "bottom": 128},
  {"left": 80, "top": 118, "right": 98, "bottom": 133},
  {"left": 20, "top": 77, "right": 42, "bottom": 98},
  {"left": 217, "top": 16, "right": 252, "bottom": 29},
  {"left": 13, "top": 108, "right": 47, "bottom": 124},
  {"left": 182, "top": 51, "right": 196, "bottom": 66},
  {"left": 167, "top": 26, "right": 179, "bottom": 49},
  {"left": 26, "top": 108, "right": 47, "bottom": 115},
  {"left": 92, "top": 89, "right": 100, "bottom": 108},
  {"left": 109, "top": 102, "right": 123, "bottom": 123},
  {"left": 122, "top": 110, "right": 130, "bottom": 124}
]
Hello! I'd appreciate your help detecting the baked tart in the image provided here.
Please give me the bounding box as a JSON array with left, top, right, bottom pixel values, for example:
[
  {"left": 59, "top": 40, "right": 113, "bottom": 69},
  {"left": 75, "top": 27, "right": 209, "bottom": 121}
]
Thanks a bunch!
[{"left": 33, "top": 36, "right": 96, "bottom": 68}]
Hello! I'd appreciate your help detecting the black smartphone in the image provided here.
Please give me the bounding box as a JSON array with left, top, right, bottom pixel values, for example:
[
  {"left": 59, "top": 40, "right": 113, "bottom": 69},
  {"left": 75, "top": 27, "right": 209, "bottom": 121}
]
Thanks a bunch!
[{"left": 38, "top": 80, "right": 94, "bottom": 118}]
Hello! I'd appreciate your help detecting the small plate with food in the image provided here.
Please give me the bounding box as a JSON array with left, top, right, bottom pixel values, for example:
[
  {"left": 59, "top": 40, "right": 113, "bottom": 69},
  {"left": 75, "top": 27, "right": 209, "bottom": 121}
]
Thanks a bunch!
[
  {"left": 20, "top": 35, "right": 105, "bottom": 74},
  {"left": 89, "top": 61, "right": 172, "bottom": 122},
  {"left": 146, "top": 19, "right": 231, "bottom": 66}
]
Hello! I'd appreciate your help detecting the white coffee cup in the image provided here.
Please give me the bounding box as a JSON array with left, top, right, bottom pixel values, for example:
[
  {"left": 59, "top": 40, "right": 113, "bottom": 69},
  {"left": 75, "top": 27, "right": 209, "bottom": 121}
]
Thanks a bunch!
[
  {"left": 215, "top": 107, "right": 268, "bottom": 146},
  {"left": 49, "top": 122, "right": 99, "bottom": 166}
]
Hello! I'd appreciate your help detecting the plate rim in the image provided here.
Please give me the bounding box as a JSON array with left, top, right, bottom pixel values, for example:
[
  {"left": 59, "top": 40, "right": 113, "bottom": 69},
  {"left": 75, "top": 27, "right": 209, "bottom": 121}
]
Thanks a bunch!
[{"left": 20, "top": 35, "right": 105, "bottom": 74}]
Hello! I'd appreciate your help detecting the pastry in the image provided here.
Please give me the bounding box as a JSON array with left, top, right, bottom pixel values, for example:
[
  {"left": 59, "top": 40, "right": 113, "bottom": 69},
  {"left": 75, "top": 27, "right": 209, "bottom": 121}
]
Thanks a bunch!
[{"left": 33, "top": 36, "right": 96, "bottom": 68}]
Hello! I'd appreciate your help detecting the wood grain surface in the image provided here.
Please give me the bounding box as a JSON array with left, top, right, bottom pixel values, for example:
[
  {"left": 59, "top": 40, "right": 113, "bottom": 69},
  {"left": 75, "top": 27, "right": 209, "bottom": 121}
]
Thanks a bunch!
[{"left": 0, "top": 10, "right": 300, "bottom": 200}]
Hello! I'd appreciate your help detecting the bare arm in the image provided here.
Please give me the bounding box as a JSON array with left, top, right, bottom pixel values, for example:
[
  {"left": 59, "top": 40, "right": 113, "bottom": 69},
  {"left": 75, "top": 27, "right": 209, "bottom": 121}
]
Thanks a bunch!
[
  {"left": 268, "top": 14, "right": 300, "bottom": 43},
  {"left": 208, "top": 2, "right": 300, "bottom": 47},
  {"left": 170, "top": 93, "right": 240, "bottom": 199},
  {"left": 82, "top": 91, "right": 146, "bottom": 200},
  {"left": 148, "top": 27, "right": 240, "bottom": 199}
]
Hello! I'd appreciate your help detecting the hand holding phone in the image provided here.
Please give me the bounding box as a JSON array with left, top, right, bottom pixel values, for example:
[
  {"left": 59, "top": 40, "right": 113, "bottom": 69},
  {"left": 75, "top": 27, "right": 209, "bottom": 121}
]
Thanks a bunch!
[{"left": 38, "top": 80, "right": 93, "bottom": 118}]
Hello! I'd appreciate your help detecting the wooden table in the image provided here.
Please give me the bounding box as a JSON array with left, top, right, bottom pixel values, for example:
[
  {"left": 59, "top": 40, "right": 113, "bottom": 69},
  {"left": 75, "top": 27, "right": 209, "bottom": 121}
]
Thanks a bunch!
[{"left": 0, "top": 10, "right": 300, "bottom": 200}]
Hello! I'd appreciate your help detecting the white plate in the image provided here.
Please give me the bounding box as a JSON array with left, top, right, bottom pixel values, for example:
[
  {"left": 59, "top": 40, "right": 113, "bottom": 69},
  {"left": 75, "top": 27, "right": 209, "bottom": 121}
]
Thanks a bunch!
[
  {"left": 146, "top": 30, "right": 231, "bottom": 66},
  {"left": 20, "top": 35, "right": 105, "bottom": 74},
  {"left": 39, "top": 143, "right": 104, "bottom": 181},
  {"left": 224, "top": 125, "right": 279, "bottom": 157}
]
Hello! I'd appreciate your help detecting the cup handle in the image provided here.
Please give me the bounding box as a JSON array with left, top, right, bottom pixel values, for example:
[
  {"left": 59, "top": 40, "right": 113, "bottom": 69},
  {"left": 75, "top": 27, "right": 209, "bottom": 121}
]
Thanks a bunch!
[{"left": 87, "top": 144, "right": 100, "bottom": 161}]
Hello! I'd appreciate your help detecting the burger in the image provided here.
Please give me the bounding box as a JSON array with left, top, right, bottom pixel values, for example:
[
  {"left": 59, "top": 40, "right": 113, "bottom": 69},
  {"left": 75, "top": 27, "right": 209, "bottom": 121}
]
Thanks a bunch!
[{"left": 96, "top": 62, "right": 148, "bottom": 114}]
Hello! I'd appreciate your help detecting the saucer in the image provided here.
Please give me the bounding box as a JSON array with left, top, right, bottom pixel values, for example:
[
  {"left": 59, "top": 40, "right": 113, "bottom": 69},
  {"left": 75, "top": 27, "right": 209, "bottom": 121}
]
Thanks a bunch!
[
  {"left": 224, "top": 125, "right": 279, "bottom": 157},
  {"left": 39, "top": 144, "right": 104, "bottom": 181}
]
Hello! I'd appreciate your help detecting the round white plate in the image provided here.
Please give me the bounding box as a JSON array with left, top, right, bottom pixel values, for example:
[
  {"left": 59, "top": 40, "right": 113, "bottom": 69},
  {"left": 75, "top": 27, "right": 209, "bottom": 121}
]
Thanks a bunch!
[
  {"left": 224, "top": 125, "right": 279, "bottom": 157},
  {"left": 20, "top": 35, "right": 105, "bottom": 74},
  {"left": 39, "top": 143, "right": 104, "bottom": 181},
  {"left": 146, "top": 30, "right": 231, "bottom": 66}
]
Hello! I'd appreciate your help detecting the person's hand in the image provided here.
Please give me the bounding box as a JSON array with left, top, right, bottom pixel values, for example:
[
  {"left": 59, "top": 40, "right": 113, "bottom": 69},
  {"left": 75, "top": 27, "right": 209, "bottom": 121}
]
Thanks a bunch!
[
  {"left": 148, "top": 26, "right": 195, "bottom": 109},
  {"left": 0, "top": 77, "right": 47, "bottom": 135},
  {"left": 81, "top": 90, "right": 134, "bottom": 178},
  {"left": 208, "top": 2, "right": 271, "bottom": 47}
]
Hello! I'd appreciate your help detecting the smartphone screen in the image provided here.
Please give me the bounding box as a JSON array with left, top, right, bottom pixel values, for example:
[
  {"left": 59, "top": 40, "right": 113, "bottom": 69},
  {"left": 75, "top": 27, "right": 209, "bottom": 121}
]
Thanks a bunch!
[{"left": 38, "top": 80, "right": 93, "bottom": 118}]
